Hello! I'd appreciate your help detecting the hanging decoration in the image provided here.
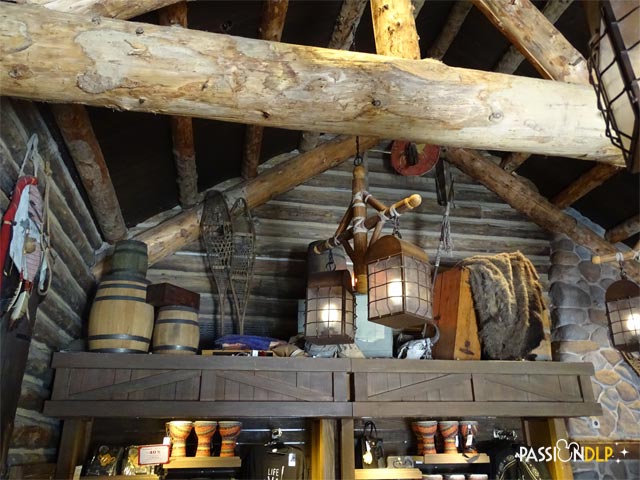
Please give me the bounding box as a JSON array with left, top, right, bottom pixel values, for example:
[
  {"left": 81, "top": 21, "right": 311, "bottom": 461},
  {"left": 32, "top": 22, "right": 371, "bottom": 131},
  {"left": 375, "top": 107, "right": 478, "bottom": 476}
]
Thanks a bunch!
[
  {"left": 0, "top": 134, "right": 52, "bottom": 324},
  {"left": 390, "top": 140, "right": 440, "bottom": 176},
  {"left": 201, "top": 191, "right": 256, "bottom": 337},
  {"left": 604, "top": 257, "right": 640, "bottom": 352}
]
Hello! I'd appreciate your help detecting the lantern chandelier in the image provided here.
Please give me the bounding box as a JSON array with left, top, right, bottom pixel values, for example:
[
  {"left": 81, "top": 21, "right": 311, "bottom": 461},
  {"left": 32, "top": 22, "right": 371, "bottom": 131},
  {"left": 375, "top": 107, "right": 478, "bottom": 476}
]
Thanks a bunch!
[{"left": 308, "top": 138, "right": 433, "bottom": 331}]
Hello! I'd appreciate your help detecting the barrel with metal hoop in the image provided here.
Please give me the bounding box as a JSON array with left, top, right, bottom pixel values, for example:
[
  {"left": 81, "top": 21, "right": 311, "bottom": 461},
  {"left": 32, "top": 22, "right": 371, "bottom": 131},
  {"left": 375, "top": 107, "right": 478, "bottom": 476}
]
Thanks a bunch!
[
  {"left": 87, "top": 274, "right": 154, "bottom": 353},
  {"left": 109, "top": 239, "right": 148, "bottom": 279},
  {"left": 151, "top": 305, "right": 200, "bottom": 354}
]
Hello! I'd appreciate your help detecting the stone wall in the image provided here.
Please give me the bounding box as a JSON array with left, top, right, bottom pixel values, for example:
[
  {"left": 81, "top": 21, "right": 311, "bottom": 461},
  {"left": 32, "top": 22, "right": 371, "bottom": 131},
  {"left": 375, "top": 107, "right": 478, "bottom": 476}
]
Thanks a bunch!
[{"left": 549, "top": 233, "right": 640, "bottom": 479}]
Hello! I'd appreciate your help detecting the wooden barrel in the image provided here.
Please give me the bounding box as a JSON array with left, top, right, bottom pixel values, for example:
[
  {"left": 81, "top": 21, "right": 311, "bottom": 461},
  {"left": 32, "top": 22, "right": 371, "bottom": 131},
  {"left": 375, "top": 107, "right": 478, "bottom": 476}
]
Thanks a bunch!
[
  {"left": 152, "top": 306, "right": 200, "bottom": 355},
  {"left": 110, "top": 240, "right": 148, "bottom": 278},
  {"left": 88, "top": 275, "right": 154, "bottom": 353}
]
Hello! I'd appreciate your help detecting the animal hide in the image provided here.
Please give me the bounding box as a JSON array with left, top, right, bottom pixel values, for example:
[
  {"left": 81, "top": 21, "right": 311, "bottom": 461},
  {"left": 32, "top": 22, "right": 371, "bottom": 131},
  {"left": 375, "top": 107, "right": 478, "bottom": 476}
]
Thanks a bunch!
[{"left": 461, "top": 252, "right": 545, "bottom": 360}]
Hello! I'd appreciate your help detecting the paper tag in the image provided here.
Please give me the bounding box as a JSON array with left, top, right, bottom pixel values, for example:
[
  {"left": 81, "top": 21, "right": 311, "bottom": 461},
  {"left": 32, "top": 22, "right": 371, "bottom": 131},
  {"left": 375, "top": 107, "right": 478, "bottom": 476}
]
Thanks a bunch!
[
  {"left": 138, "top": 444, "right": 170, "bottom": 465},
  {"left": 162, "top": 436, "right": 171, "bottom": 445},
  {"left": 72, "top": 465, "right": 82, "bottom": 480},
  {"left": 288, "top": 452, "right": 296, "bottom": 467},
  {"left": 455, "top": 435, "right": 459, "bottom": 447},
  {"left": 466, "top": 433, "right": 474, "bottom": 446}
]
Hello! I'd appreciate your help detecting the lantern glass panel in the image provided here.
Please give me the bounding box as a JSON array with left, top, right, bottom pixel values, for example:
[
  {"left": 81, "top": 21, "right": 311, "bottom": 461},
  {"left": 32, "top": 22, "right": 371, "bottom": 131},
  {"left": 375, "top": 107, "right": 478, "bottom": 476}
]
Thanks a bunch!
[
  {"left": 606, "top": 292, "right": 640, "bottom": 351},
  {"left": 304, "top": 271, "right": 355, "bottom": 344}
]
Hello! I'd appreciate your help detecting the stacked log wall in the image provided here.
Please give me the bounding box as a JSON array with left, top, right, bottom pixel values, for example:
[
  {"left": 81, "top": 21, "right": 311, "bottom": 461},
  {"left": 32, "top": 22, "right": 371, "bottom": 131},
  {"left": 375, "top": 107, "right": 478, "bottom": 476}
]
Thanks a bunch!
[
  {"left": 0, "top": 98, "right": 100, "bottom": 466},
  {"left": 147, "top": 149, "right": 551, "bottom": 347}
]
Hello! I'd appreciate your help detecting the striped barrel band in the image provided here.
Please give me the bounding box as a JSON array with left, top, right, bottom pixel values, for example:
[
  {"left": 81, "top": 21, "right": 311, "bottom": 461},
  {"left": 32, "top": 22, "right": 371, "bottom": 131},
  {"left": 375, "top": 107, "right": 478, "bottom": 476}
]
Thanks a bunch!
[
  {"left": 88, "top": 334, "right": 151, "bottom": 343},
  {"left": 159, "top": 305, "right": 198, "bottom": 313},
  {"left": 93, "top": 295, "right": 147, "bottom": 302},
  {"left": 89, "top": 348, "right": 148, "bottom": 353},
  {"left": 98, "top": 282, "right": 147, "bottom": 291},
  {"left": 155, "top": 319, "right": 199, "bottom": 326},
  {"left": 153, "top": 345, "right": 198, "bottom": 353}
]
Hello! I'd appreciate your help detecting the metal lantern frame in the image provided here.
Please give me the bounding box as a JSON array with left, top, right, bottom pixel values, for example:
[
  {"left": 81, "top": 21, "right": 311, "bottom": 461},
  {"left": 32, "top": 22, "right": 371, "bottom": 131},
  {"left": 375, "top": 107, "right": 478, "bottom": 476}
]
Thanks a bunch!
[
  {"left": 304, "top": 270, "right": 355, "bottom": 345},
  {"left": 587, "top": 0, "right": 639, "bottom": 172},
  {"left": 366, "top": 235, "right": 432, "bottom": 328},
  {"left": 605, "top": 277, "right": 640, "bottom": 352}
]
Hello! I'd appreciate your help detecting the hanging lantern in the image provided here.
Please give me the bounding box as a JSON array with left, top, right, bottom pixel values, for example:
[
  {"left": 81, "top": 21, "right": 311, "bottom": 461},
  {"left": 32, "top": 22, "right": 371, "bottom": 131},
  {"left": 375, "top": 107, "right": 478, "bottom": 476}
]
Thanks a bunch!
[
  {"left": 605, "top": 277, "right": 640, "bottom": 352},
  {"left": 366, "top": 235, "right": 432, "bottom": 328},
  {"left": 587, "top": 0, "right": 639, "bottom": 172},
  {"left": 304, "top": 270, "right": 355, "bottom": 344}
]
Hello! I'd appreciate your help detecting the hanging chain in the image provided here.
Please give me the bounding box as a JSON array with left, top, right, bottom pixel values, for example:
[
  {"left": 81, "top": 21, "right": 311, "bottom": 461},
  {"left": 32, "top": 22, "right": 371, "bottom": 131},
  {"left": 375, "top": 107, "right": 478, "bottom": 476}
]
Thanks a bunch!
[
  {"left": 392, "top": 215, "right": 402, "bottom": 239},
  {"left": 326, "top": 248, "right": 337, "bottom": 271},
  {"left": 354, "top": 136, "right": 363, "bottom": 166}
]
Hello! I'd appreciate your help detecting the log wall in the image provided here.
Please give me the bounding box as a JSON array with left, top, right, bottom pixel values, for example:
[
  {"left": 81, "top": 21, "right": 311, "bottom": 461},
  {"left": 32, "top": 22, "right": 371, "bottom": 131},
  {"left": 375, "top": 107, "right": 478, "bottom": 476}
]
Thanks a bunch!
[
  {"left": 0, "top": 98, "right": 100, "bottom": 467},
  {"left": 147, "top": 147, "right": 551, "bottom": 347}
]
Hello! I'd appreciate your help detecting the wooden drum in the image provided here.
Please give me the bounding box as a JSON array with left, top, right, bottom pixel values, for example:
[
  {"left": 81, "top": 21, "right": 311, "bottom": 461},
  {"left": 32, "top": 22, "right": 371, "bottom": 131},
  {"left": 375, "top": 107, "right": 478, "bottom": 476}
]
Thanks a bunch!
[
  {"left": 88, "top": 275, "right": 154, "bottom": 353},
  {"left": 152, "top": 306, "right": 200, "bottom": 355}
]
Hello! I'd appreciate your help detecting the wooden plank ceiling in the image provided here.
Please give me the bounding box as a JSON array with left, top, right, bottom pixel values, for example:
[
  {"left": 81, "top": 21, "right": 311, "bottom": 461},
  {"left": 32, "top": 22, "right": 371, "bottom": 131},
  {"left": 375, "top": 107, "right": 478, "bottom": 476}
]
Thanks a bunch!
[{"left": 4, "top": 0, "right": 638, "bottom": 255}]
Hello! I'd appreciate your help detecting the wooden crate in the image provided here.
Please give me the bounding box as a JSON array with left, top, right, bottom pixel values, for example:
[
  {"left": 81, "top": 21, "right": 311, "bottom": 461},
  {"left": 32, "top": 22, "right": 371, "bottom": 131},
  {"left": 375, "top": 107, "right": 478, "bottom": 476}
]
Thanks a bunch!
[{"left": 431, "top": 267, "right": 481, "bottom": 360}]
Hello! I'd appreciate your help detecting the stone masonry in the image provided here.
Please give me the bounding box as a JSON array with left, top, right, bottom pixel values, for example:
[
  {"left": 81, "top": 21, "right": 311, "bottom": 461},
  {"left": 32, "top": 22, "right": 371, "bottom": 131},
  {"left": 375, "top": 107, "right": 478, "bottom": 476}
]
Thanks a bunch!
[{"left": 549, "top": 233, "right": 639, "bottom": 479}]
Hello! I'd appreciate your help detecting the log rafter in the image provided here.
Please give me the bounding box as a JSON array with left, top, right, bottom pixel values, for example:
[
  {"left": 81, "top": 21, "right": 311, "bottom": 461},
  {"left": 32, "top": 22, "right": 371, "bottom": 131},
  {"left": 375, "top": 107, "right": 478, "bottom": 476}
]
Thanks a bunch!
[
  {"left": 158, "top": 2, "right": 200, "bottom": 207},
  {"left": 18, "top": 0, "right": 181, "bottom": 19},
  {"left": 605, "top": 214, "right": 640, "bottom": 244},
  {"left": 552, "top": 164, "right": 622, "bottom": 209},
  {"left": 445, "top": 148, "right": 640, "bottom": 284},
  {"left": 51, "top": 103, "right": 127, "bottom": 243},
  {"left": 426, "top": 1, "right": 473, "bottom": 60},
  {"left": 242, "top": 0, "right": 289, "bottom": 179}
]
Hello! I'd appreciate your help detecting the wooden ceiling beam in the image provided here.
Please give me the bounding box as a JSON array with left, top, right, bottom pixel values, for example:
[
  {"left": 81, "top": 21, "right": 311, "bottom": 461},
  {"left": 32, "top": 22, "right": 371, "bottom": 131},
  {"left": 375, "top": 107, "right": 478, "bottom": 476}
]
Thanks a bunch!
[
  {"left": 605, "top": 214, "right": 640, "bottom": 244},
  {"left": 1, "top": 3, "right": 623, "bottom": 163},
  {"left": 158, "top": 2, "right": 200, "bottom": 207},
  {"left": 426, "top": 1, "right": 473, "bottom": 60},
  {"left": 18, "top": 0, "right": 181, "bottom": 19},
  {"left": 299, "top": 0, "right": 368, "bottom": 152},
  {"left": 493, "top": 0, "right": 574, "bottom": 76},
  {"left": 370, "top": 0, "right": 421, "bottom": 59},
  {"left": 242, "top": 0, "right": 289, "bottom": 179},
  {"left": 472, "top": 0, "right": 588, "bottom": 85},
  {"left": 445, "top": 148, "right": 639, "bottom": 283},
  {"left": 51, "top": 104, "right": 127, "bottom": 243},
  {"left": 92, "top": 135, "right": 378, "bottom": 277},
  {"left": 552, "top": 163, "right": 622, "bottom": 209}
]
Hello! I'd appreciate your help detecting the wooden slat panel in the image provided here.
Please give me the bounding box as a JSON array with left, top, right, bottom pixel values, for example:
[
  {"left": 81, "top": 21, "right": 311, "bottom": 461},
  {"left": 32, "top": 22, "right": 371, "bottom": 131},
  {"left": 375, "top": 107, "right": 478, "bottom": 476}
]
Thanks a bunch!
[
  {"left": 333, "top": 372, "right": 349, "bottom": 402},
  {"left": 51, "top": 369, "right": 71, "bottom": 400},
  {"left": 44, "top": 401, "right": 353, "bottom": 418},
  {"left": 112, "top": 369, "right": 132, "bottom": 400},
  {"left": 69, "top": 370, "right": 200, "bottom": 400},
  {"left": 199, "top": 371, "right": 217, "bottom": 401},
  {"left": 366, "top": 374, "right": 472, "bottom": 402},
  {"left": 473, "top": 374, "right": 582, "bottom": 402},
  {"left": 68, "top": 369, "right": 115, "bottom": 396},
  {"left": 260, "top": 371, "right": 293, "bottom": 401},
  {"left": 579, "top": 375, "right": 596, "bottom": 403},
  {"left": 217, "top": 371, "right": 333, "bottom": 402},
  {"left": 174, "top": 376, "right": 201, "bottom": 401}
]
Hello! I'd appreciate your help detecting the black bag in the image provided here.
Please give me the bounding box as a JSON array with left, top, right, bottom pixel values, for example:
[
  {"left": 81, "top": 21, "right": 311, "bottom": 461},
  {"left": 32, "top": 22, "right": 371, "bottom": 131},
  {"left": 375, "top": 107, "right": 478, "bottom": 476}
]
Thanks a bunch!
[{"left": 355, "top": 421, "right": 385, "bottom": 469}]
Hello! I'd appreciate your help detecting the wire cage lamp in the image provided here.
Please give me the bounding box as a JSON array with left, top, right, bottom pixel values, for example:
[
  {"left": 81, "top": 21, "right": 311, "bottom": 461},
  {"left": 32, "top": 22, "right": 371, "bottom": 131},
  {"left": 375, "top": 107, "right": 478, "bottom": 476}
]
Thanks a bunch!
[
  {"left": 304, "top": 270, "right": 355, "bottom": 345},
  {"left": 587, "top": 0, "right": 639, "bottom": 172},
  {"left": 605, "top": 268, "right": 640, "bottom": 352},
  {"left": 366, "top": 235, "right": 432, "bottom": 328}
]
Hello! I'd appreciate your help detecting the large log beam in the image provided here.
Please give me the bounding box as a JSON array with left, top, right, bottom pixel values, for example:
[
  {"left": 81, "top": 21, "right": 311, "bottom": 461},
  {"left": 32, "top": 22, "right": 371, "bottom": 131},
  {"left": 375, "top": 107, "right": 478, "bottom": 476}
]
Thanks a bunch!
[
  {"left": 445, "top": 147, "right": 639, "bottom": 283},
  {"left": 473, "top": 0, "right": 588, "bottom": 84},
  {"left": 242, "top": 0, "right": 289, "bottom": 179},
  {"left": 605, "top": 214, "right": 640, "bottom": 244},
  {"left": 0, "top": 3, "right": 622, "bottom": 163},
  {"left": 17, "top": 0, "right": 181, "bottom": 19},
  {"left": 371, "top": 0, "right": 421, "bottom": 59},
  {"left": 158, "top": 2, "right": 200, "bottom": 207},
  {"left": 92, "top": 135, "right": 378, "bottom": 276},
  {"left": 552, "top": 163, "right": 621, "bottom": 209},
  {"left": 299, "top": 0, "right": 368, "bottom": 152},
  {"left": 50, "top": 103, "right": 127, "bottom": 243}
]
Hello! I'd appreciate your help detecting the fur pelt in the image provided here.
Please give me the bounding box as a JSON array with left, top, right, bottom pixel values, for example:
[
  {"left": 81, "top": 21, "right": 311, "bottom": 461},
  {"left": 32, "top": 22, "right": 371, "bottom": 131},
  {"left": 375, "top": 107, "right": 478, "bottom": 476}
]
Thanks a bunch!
[{"left": 461, "top": 252, "right": 545, "bottom": 360}]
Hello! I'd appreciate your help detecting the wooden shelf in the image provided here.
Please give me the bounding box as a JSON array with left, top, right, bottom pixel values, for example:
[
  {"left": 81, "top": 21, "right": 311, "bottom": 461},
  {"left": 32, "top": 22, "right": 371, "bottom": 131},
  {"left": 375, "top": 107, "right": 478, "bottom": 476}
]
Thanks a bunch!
[
  {"left": 355, "top": 468, "right": 423, "bottom": 479},
  {"left": 418, "top": 453, "right": 490, "bottom": 465},
  {"left": 163, "top": 456, "right": 241, "bottom": 469}
]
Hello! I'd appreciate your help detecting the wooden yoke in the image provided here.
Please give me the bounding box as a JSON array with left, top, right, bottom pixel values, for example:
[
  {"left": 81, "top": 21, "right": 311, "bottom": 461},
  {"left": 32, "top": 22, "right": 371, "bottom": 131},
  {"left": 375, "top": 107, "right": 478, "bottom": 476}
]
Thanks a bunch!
[{"left": 352, "top": 165, "right": 368, "bottom": 293}]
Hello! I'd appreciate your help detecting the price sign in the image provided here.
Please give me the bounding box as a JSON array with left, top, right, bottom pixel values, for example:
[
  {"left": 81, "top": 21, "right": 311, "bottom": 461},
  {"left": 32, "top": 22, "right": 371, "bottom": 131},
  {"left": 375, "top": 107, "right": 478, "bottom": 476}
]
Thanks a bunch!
[{"left": 138, "top": 444, "right": 170, "bottom": 465}]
